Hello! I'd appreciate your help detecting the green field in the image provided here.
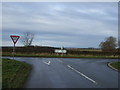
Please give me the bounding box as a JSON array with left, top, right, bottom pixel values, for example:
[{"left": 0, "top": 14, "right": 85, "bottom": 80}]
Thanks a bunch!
[
  {"left": 2, "top": 58, "right": 32, "bottom": 88},
  {"left": 2, "top": 53, "right": 119, "bottom": 59},
  {"left": 110, "top": 62, "right": 120, "bottom": 71},
  {"left": 68, "top": 49, "right": 102, "bottom": 52}
]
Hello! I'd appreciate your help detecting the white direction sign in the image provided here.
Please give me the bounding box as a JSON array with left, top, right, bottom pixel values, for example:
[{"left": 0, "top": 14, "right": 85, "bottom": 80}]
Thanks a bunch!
[{"left": 55, "top": 49, "right": 67, "bottom": 53}]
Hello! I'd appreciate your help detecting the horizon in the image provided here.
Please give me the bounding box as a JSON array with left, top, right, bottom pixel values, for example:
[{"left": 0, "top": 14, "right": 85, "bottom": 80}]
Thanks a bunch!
[{"left": 1, "top": 44, "right": 100, "bottom": 48}]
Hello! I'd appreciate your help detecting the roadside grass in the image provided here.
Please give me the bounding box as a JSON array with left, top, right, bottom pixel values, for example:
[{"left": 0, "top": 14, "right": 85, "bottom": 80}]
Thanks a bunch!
[
  {"left": 2, "top": 58, "right": 32, "bottom": 88},
  {"left": 68, "top": 49, "right": 102, "bottom": 52},
  {"left": 2, "top": 53, "right": 119, "bottom": 59},
  {"left": 110, "top": 62, "right": 120, "bottom": 71}
]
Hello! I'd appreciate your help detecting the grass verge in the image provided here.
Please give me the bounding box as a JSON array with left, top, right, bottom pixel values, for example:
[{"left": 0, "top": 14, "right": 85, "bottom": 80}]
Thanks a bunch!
[
  {"left": 110, "top": 62, "right": 120, "bottom": 71},
  {"left": 2, "top": 58, "right": 32, "bottom": 88}
]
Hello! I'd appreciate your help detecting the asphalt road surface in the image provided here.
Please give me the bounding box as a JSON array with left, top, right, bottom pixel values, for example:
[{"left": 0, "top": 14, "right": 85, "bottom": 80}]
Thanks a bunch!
[{"left": 3, "top": 57, "right": 119, "bottom": 88}]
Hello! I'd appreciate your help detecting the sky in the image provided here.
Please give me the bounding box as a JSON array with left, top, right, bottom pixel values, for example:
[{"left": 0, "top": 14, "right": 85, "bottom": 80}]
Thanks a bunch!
[{"left": 2, "top": 2, "right": 118, "bottom": 48}]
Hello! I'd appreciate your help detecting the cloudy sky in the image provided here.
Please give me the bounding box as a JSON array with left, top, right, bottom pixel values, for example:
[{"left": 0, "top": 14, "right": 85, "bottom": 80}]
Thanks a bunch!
[{"left": 2, "top": 2, "right": 118, "bottom": 48}]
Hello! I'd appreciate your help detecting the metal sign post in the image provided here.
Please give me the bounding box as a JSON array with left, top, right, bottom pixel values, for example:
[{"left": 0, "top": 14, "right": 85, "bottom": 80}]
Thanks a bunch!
[
  {"left": 10, "top": 35, "right": 20, "bottom": 59},
  {"left": 61, "top": 46, "right": 63, "bottom": 56},
  {"left": 13, "top": 43, "right": 15, "bottom": 59}
]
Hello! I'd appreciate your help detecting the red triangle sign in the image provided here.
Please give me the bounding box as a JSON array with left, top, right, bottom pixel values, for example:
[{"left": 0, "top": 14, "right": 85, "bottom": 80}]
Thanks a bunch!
[{"left": 10, "top": 35, "right": 20, "bottom": 44}]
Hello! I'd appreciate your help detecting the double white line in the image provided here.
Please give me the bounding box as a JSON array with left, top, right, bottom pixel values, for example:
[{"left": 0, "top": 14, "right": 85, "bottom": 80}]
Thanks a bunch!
[{"left": 67, "top": 65, "right": 97, "bottom": 85}]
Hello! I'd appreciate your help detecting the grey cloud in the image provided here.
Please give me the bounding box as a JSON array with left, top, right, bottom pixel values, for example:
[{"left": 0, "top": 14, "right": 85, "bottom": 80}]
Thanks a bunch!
[{"left": 2, "top": 2, "right": 118, "bottom": 47}]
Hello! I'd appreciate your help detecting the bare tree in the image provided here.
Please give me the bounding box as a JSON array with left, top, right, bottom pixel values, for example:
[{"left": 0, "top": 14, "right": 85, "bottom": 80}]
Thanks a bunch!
[
  {"left": 99, "top": 36, "right": 117, "bottom": 52},
  {"left": 22, "top": 32, "right": 34, "bottom": 46}
]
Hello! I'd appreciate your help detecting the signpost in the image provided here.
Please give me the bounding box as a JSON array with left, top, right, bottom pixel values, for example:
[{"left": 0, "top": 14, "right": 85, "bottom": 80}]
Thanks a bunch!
[
  {"left": 10, "top": 35, "right": 20, "bottom": 59},
  {"left": 54, "top": 46, "right": 67, "bottom": 56}
]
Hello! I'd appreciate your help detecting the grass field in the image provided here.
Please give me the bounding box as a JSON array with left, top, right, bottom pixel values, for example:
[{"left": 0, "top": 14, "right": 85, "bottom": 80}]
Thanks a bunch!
[
  {"left": 2, "top": 58, "right": 32, "bottom": 88},
  {"left": 67, "top": 49, "right": 102, "bottom": 52},
  {"left": 2, "top": 53, "right": 119, "bottom": 59},
  {"left": 110, "top": 62, "right": 120, "bottom": 71}
]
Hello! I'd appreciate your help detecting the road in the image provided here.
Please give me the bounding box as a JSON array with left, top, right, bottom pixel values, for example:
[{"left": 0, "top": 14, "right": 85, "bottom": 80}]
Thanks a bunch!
[{"left": 3, "top": 57, "right": 119, "bottom": 88}]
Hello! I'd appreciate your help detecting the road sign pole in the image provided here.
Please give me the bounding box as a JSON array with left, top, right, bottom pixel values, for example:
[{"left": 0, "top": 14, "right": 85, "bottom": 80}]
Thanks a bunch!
[{"left": 13, "top": 43, "right": 15, "bottom": 59}]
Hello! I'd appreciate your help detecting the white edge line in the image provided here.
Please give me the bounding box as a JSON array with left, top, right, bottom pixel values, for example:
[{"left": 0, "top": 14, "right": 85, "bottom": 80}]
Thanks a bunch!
[{"left": 67, "top": 65, "right": 97, "bottom": 84}]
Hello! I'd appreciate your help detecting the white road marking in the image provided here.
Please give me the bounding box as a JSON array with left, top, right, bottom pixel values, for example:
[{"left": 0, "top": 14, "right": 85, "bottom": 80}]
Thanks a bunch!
[
  {"left": 42, "top": 61, "right": 51, "bottom": 65},
  {"left": 58, "top": 59, "right": 63, "bottom": 63},
  {"left": 67, "top": 65, "right": 97, "bottom": 84}
]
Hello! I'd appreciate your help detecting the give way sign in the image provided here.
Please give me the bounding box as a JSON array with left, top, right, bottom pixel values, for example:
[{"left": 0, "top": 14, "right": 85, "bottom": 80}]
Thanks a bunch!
[{"left": 10, "top": 35, "right": 20, "bottom": 44}]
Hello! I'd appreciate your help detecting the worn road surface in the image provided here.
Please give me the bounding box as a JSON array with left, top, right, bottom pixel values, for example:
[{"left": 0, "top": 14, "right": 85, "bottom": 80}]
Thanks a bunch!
[{"left": 3, "top": 57, "right": 119, "bottom": 88}]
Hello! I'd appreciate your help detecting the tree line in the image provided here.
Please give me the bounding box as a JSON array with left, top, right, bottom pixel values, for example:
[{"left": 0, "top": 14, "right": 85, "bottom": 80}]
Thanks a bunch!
[
  {"left": 2, "top": 32, "right": 119, "bottom": 56},
  {"left": 21, "top": 32, "right": 119, "bottom": 52}
]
